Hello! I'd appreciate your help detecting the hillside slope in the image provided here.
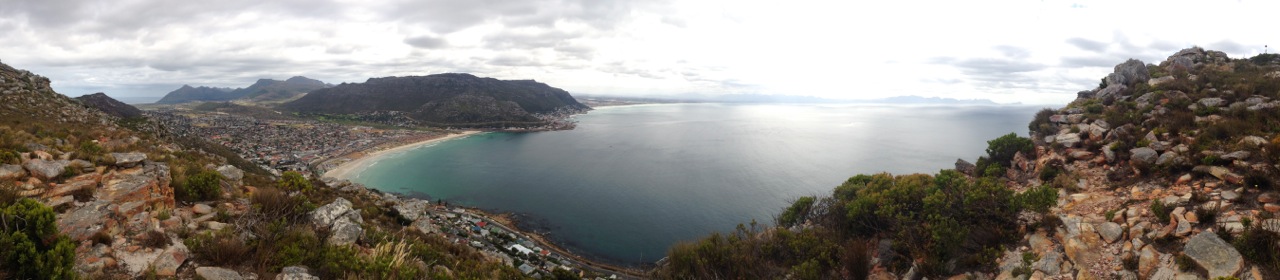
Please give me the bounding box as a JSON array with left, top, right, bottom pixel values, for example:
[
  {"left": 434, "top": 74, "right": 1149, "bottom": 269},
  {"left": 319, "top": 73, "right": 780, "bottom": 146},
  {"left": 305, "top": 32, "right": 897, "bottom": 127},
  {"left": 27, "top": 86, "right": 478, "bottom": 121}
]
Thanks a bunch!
[
  {"left": 279, "top": 73, "right": 590, "bottom": 127},
  {"left": 655, "top": 47, "right": 1280, "bottom": 280},
  {"left": 74, "top": 92, "right": 144, "bottom": 119}
]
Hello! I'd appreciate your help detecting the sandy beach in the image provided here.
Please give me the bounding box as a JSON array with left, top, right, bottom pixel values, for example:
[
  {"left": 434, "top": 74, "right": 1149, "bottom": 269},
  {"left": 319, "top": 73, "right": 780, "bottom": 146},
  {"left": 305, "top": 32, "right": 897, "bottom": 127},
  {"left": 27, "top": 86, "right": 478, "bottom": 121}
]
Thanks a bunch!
[{"left": 323, "top": 130, "right": 481, "bottom": 180}]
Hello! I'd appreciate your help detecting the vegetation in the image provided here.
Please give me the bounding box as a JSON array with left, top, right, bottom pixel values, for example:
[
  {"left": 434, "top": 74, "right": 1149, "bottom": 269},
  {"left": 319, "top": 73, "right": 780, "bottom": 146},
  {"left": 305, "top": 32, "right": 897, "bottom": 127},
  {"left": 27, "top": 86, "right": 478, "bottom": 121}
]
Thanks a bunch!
[
  {"left": 0, "top": 199, "right": 77, "bottom": 279},
  {"left": 1029, "top": 108, "right": 1057, "bottom": 136},
  {"left": 278, "top": 171, "right": 312, "bottom": 192},
  {"left": 176, "top": 169, "right": 224, "bottom": 201}
]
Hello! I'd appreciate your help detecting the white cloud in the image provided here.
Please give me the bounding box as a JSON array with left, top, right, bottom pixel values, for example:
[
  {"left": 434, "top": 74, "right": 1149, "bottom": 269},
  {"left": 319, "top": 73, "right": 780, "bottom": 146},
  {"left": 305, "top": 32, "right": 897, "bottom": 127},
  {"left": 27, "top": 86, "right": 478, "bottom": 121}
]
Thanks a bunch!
[{"left": 0, "top": 0, "right": 1276, "bottom": 104}]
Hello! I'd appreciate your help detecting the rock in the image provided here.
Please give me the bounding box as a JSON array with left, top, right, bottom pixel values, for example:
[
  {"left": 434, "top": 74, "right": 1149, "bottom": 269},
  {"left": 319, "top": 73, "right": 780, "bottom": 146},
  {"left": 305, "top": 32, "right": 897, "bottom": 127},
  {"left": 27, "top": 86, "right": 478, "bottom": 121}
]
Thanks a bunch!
[
  {"left": 111, "top": 152, "right": 147, "bottom": 167},
  {"left": 22, "top": 159, "right": 68, "bottom": 180},
  {"left": 1221, "top": 190, "right": 1240, "bottom": 201},
  {"left": 1098, "top": 222, "right": 1123, "bottom": 244},
  {"left": 1258, "top": 192, "right": 1279, "bottom": 203},
  {"left": 1066, "top": 114, "right": 1085, "bottom": 124},
  {"left": 1199, "top": 97, "right": 1226, "bottom": 108},
  {"left": 1106, "top": 59, "right": 1151, "bottom": 87},
  {"left": 1221, "top": 151, "right": 1251, "bottom": 161},
  {"left": 310, "top": 198, "right": 364, "bottom": 246},
  {"left": 1034, "top": 250, "right": 1064, "bottom": 275},
  {"left": 151, "top": 240, "right": 189, "bottom": 276},
  {"left": 1077, "top": 89, "right": 1096, "bottom": 99},
  {"left": 216, "top": 165, "right": 243, "bottom": 184},
  {"left": 1056, "top": 133, "right": 1082, "bottom": 148},
  {"left": 1240, "top": 136, "right": 1268, "bottom": 147},
  {"left": 0, "top": 164, "right": 25, "bottom": 180},
  {"left": 1138, "top": 246, "right": 1159, "bottom": 279},
  {"left": 1156, "top": 152, "right": 1184, "bottom": 166},
  {"left": 1096, "top": 84, "right": 1129, "bottom": 100},
  {"left": 1266, "top": 203, "right": 1280, "bottom": 213},
  {"left": 193, "top": 204, "right": 213, "bottom": 215},
  {"left": 45, "top": 174, "right": 98, "bottom": 198},
  {"left": 1183, "top": 231, "right": 1244, "bottom": 278},
  {"left": 1174, "top": 215, "right": 1192, "bottom": 236},
  {"left": 45, "top": 195, "right": 73, "bottom": 209},
  {"left": 392, "top": 200, "right": 429, "bottom": 222},
  {"left": 1130, "top": 148, "right": 1158, "bottom": 166},
  {"left": 205, "top": 221, "right": 229, "bottom": 231},
  {"left": 196, "top": 267, "right": 244, "bottom": 280},
  {"left": 1070, "top": 150, "right": 1094, "bottom": 161},
  {"left": 276, "top": 266, "right": 320, "bottom": 280},
  {"left": 955, "top": 159, "right": 976, "bottom": 175},
  {"left": 1202, "top": 166, "right": 1243, "bottom": 184},
  {"left": 1051, "top": 114, "right": 1069, "bottom": 123}
]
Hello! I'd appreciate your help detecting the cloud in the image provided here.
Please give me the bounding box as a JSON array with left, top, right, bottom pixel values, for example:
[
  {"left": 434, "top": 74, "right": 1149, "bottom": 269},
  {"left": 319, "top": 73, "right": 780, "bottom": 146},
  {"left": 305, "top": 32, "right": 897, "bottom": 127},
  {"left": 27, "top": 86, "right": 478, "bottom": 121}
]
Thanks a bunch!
[
  {"left": 483, "top": 29, "right": 583, "bottom": 49},
  {"left": 1066, "top": 37, "right": 1108, "bottom": 52},
  {"left": 404, "top": 35, "right": 447, "bottom": 49}
]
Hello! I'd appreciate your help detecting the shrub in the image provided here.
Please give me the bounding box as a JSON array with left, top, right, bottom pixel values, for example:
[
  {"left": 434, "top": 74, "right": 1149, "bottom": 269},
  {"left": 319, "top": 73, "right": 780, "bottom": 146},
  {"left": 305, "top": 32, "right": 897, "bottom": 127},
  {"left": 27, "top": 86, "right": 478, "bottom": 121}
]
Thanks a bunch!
[
  {"left": 1038, "top": 165, "right": 1062, "bottom": 181},
  {"left": 777, "top": 196, "right": 816, "bottom": 228},
  {"left": 1085, "top": 103, "right": 1104, "bottom": 114},
  {"left": 279, "top": 171, "right": 312, "bottom": 192},
  {"left": 0, "top": 150, "right": 17, "bottom": 165},
  {"left": 985, "top": 133, "right": 1034, "bottom": 168},
  {"left": 185, "top": 229, "right": 248, "bottom": 266},
  {"left": 1013, "top": 185, "right": 1058, "bottom": 213},
  {"left": 1028, "top": 108, "right": 1057, "bottom": 136},
  {"left": 1232, "top": 223, "right": 1280, "bottom": 272},
  {"left": 251, "top": 187, "right": 306, "bottom": 224},
  {"left": 1150, "top": 200, "right": 1172, "bottom": 223},
  {"left": 1194, "top": 205, "right": 1218, "bottom": 226},
  {"left": 141, "top": 230, "right": 171, "bottom": 249},
  {"left": 178, "top": 169, "right": 223, "bottom": 202},
  {"left": 0, "top": 199, "right": 77, "bottom": 279}
]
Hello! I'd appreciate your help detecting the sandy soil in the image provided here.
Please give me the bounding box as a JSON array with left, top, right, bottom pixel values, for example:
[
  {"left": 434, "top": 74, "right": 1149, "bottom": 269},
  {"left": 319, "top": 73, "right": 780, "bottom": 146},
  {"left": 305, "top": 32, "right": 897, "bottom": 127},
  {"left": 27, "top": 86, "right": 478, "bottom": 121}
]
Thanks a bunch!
[{"left": 322, "top": 130, "right": 481, "bottom": 180}]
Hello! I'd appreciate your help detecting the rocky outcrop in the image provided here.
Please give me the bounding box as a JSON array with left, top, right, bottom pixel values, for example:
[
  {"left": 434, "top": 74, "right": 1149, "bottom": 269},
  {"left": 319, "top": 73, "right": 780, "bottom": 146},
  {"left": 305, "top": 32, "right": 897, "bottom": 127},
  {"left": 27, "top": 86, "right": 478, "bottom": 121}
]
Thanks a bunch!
[
  {"left": 23, "top": 158, "right": 69, "bottom": 180},
  {"left": 1183, "top": 231, "right": 1243, "bottom": 278},
  {"left": 1105, "top": 59, "right": 1151, "bottom": 88},
  {"left": 0, "top": 164, "right": 25, "bottom": 180},
  {"left": 196, "top": 266, "right": 245, "bottom": 280},
  {"left": 310, "top": 197, "right": 364, "bottom": 246}
]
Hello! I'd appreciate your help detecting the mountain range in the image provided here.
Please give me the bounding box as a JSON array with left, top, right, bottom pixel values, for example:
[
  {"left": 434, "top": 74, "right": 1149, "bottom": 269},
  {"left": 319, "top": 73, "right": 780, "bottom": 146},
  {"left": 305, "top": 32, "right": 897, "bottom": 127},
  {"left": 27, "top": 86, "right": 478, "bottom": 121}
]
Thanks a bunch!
[{"left": 155, "top": 76, "right": 328, "bottom": 104}]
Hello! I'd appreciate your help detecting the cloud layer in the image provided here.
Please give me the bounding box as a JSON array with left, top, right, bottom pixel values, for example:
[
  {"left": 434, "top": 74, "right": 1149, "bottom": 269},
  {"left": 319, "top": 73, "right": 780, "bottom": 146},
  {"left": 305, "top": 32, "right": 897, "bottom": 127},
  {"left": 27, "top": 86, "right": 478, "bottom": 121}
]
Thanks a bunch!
[{"left": 1, "top": 0, "right": 1277, "bottom": 104}]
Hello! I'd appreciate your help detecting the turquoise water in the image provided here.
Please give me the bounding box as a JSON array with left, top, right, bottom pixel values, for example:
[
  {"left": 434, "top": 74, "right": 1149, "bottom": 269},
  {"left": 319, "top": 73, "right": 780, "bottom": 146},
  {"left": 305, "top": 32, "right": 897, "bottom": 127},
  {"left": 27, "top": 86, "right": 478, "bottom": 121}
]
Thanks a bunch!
[{"left": 349, "top": 103, "right": 1042, "bottom": 266}]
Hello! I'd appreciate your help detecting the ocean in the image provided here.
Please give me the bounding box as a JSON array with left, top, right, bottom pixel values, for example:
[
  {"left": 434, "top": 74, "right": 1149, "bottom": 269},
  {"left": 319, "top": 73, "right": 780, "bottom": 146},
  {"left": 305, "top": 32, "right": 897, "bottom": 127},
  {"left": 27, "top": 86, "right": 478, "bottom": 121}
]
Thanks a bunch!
[{"left": 348, "top": 103, "right": 1044, "bottom": 266}]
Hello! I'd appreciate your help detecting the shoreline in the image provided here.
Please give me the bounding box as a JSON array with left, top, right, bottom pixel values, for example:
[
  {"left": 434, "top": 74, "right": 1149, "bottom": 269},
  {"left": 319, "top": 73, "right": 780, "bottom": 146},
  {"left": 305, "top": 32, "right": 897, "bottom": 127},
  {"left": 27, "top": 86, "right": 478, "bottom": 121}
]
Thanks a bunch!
[{"left": 322, "top": 130, "right": 482, "bottom": 180}]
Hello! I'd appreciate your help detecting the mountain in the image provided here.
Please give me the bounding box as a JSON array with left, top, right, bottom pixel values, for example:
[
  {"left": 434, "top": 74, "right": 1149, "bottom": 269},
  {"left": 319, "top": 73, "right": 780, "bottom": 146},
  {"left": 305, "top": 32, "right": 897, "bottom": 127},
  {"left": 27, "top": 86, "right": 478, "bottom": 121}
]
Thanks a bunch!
[
  {"left": 236, "top": 76, "right": 327, "bottom": 102},
  {"left": 154, "top": 76, "right": 328, "bottom": 104},
  {"left": 74, "top": 92, "right": 143, "bottom": 119},
  {"left": 280, "top": 73, "right": 590, "bottom": 126},
  {"left": 155, "top": 85, "right": 236, "bottom": 104},
  {"left": 656, "top": 47, "right": 1280, "bottom": 279}
]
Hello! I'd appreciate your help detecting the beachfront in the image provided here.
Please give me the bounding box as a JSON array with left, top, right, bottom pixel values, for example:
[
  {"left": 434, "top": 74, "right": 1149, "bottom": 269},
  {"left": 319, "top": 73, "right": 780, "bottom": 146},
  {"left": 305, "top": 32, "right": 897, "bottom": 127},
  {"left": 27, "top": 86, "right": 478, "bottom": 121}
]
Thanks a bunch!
[{"left": 322, "top": 130, "right": 481, "bottom": 180}]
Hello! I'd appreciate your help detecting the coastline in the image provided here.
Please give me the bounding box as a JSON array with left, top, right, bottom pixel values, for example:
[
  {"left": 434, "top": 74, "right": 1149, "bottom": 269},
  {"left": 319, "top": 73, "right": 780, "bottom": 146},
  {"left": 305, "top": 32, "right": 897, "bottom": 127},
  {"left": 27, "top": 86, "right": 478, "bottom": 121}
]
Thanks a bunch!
[{"left": 322, "top": 130, "right": 482, "bottom": 180}]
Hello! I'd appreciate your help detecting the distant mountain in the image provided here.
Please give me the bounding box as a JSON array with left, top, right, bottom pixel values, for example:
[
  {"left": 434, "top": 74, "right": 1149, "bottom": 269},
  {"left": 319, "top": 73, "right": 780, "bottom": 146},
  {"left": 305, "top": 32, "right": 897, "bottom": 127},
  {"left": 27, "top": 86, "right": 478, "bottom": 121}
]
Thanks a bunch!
[
  {"left": 280, "top": 73, "right": 589, "bottom": 126},
  {"left": 74, "top": 92, "right": 144, "bottom": 119},
  {"left": 154, "top": 76, "right": 328, "bottom": 104},
  {"left": 155, "top": 85, "right": 236, "bottom": 104}
]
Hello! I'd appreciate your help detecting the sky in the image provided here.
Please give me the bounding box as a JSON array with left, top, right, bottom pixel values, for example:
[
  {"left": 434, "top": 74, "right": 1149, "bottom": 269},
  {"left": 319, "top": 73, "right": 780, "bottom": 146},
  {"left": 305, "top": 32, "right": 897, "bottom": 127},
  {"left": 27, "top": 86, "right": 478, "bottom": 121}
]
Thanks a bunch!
[{"left": 1, "top": 0, "right": 1277, "bottom": 105}]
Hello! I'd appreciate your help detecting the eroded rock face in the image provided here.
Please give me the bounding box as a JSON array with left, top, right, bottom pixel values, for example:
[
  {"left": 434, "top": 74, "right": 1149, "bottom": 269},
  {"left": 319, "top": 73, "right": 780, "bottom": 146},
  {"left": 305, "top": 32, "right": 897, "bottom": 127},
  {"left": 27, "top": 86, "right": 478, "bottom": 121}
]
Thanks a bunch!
[
  {"left": 56, "top": 162, "right": 174, "bottom": 241},
  {"left": 392, "top": 199, "right": 429, "bottom": 222},
  {"left": 1183, "top": 231, "right": 1243, "bottom": 278}
]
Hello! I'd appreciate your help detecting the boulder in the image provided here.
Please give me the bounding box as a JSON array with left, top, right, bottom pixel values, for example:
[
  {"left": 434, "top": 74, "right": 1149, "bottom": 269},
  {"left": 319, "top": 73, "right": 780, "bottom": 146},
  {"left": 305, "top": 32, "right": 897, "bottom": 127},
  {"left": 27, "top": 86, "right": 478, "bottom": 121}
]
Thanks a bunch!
[
  {"left": 0, "top": 164, "right": 26, "bottom": 180},
  {"left": 1069, "top": 150, "right": 1094, "bottom": 161},
  {"left": 193, "top": 204, "right": 213, "bottom": 215},
  {"left": 312, "top": 197, "right": 354, "bottom": 227},
  {"left": 1221, "top": 151, "right": 1251, "bottom": 161},
  {"left": 1096, "top": 84, "right": 1129, "bottom": 100},
  {"left": 1155, "top": 152, "right": 1183, "bottom": 166},
  {"left": 392, "top": 199, "right": 430, "bottom": 222},
  {"left": 1199, "top": 97, "right": 1226, "bottom": 108},
  {"left": 196, "top": 267, "right": 244, "bottom": 280},
  {"left": 1056, "top": 133, "right": 1082, "bottom": 148},
  {"left": 1240, "top": 136, "right": 1268, "bottom": 147},
  {"left": 1050, "top": 114, "right": 1069, "bottom": 123},
  {"left": 22, "top": 159, "right": 68, "bottom": 180},
  {"left": 1106, "top": 59, "right": 1151, "bottom": 87},
  {"left": 1033, "top": 250, "right": 1064, "bottom": 275},
  {"left": 1097, "top": 222, "right": 1123, "bottom": 244},
  {"left": 1183, "top": 231, "right": 1244, "bottom": 278},
  {"left": 151, "top": 240, "right": 189, "bottom": 276},
  {"left": 328, "top": 217, "right": 364, "bottom": 246},
  {"left": 1077, "top": 89, "right": 1096, "bottom": 99},
  {"left": 310, "top": 198, "right": 364, "bottom": 246},
  {"left": 1130, "top": 148, "right": 1158, "bottom": 166},
  {"left": 216, "top": 165, "right": 243, "bottom": 184},
  {"left": 1138, "top": 246, "right": 1159, "bottom": 279},
  {"left": 111, "top": 152, "right": 147, "bottom": 167},
  {"left": 1148, "top": 76, "right": 1174, "bottom": 87},
  {"left": 1261, "top": 193, "right": 1280, "bottom": 203},
  {"left": 277, "top": 266, "right": 320, "bottom": 280},
  {"left": 955, "top": 159, "right": 976, "bottom": 175}
]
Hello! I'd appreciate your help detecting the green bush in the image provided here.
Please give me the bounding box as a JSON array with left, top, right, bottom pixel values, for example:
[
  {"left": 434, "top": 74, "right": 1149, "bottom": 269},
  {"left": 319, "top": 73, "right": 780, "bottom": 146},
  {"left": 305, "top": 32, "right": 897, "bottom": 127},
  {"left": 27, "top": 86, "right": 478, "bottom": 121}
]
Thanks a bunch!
[
  {"left": 279, "top": 171, "right": 312, "bottom": 192},
  {"left": 0, "top": 199, "right": 77, "bottom": 279},
  {"left": 178, "top": 169, "right": 223, "bottom": 201},
  {"left": 1028, "top": 108, "right": 1057, "bottom": 136},
  {"left": 184, "top": 228, "right": 248, "bottom": 266},
  {"left": 1013, "top": 185, "right": 1058, "bottom": 213},
  {"left": 985, "top": 133, "right": 1033, "bottom": 168},
  {"left": 1150, "top": 200, "right": 1172, "bottom": 223},
  {"left": 777, "top": 196, "right": 816, "bottom": 228}
]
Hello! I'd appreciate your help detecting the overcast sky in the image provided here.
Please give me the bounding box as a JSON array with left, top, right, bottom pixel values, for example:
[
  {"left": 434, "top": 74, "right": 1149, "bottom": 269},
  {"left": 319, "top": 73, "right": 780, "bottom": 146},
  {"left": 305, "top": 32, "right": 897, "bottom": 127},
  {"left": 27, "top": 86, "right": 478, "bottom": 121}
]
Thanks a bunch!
[{"left": 1, "top": 0, "right": 1276, "bottom": 104}]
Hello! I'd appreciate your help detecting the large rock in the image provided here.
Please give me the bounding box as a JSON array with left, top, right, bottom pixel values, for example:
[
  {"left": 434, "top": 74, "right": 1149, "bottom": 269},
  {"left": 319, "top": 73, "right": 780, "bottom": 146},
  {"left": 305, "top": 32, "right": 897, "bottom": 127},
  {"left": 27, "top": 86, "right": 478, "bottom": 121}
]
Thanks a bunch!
[
  {"left": 1130, "top": 148, "right": 1158, "bottom": 166},
  {"left": 1240, "top": 136, "right": 1268, "bottom": 147},
  {"left": 1096, "top": 84, "right": 1129, "bottom": 100},
  {"left": 196, "top": 267, "right": 244, "bottom": 280},
  {"left": 955, "top": 159, "right": 976, "bottom": 175},
  {"left": 1138, "top": 246, "right": 1159, "bottom": 279},
  {"left": 310, "top": 198, "right": 364, "bottom": 246},
  {"left": 151, "top": 241, "right": 189, "bottom": 276},
  {"left": 22, "top": 159, "right": 69, "bottom": 180},
  {"left": 1199, "top": 97, "right": 1226, "bottom": 108},
  {"left": 57, "top": 163, "right": 174, "bottom": 241},
  {"left": 0, "top": 164, "right": 25, "bottom": 180},
  {"left": 216, "top": 165, "right": 243, "bottom": 184},
  {"left": 1097, "top": 222, "right": 1123, "bottom": 244},
  {"left": 277, "top": 266, "right": 320, "bottom": 280},
  {"left": 1109, "top": 59, "right": 1150, "bottom": 87},
  {"left": 111, "top": 152, "right": 147, "bottom": 167},
  {"left": 1056, "top": 133, "right": 1082, "bottom": 148},
  {"left": 392, "top": 199, "right": 430, "bottom": 222},
  {"left": 1183, "top": 231, "right": 1244, "bottom": 278}
]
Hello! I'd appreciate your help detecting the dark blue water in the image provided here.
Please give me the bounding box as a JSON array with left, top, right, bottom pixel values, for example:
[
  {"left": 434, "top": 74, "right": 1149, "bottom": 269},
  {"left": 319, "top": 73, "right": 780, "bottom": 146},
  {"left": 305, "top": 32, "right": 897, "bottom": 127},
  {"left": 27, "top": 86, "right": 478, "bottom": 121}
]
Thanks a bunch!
[{"left": 349, "top": 103, "right": 1042, "bottom": 266}]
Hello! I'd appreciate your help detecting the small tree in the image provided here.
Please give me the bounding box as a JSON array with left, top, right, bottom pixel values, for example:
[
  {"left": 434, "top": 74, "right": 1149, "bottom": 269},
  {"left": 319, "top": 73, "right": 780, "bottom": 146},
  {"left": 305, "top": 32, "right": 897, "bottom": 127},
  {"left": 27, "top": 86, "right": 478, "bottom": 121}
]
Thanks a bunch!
[
  {"left": 985, "top": 133, "right": 1034, "bottom": 168},
  {"left": 182, "top": 170, "right": 224, "bottom": 201},
  {"left": 278, "top": 171, "right": 312, "bottom": 193},
  {"left": 0, "top": 199, "right": 77, "bottom": 279}
]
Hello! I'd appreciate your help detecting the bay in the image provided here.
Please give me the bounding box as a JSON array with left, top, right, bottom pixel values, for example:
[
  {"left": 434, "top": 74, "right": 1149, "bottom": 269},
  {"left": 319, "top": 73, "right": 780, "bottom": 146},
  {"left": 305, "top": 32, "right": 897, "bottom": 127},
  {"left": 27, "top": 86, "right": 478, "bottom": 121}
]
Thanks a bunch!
[{"left": 349, "top": 103, "right": 1044, "bottom": 266}]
